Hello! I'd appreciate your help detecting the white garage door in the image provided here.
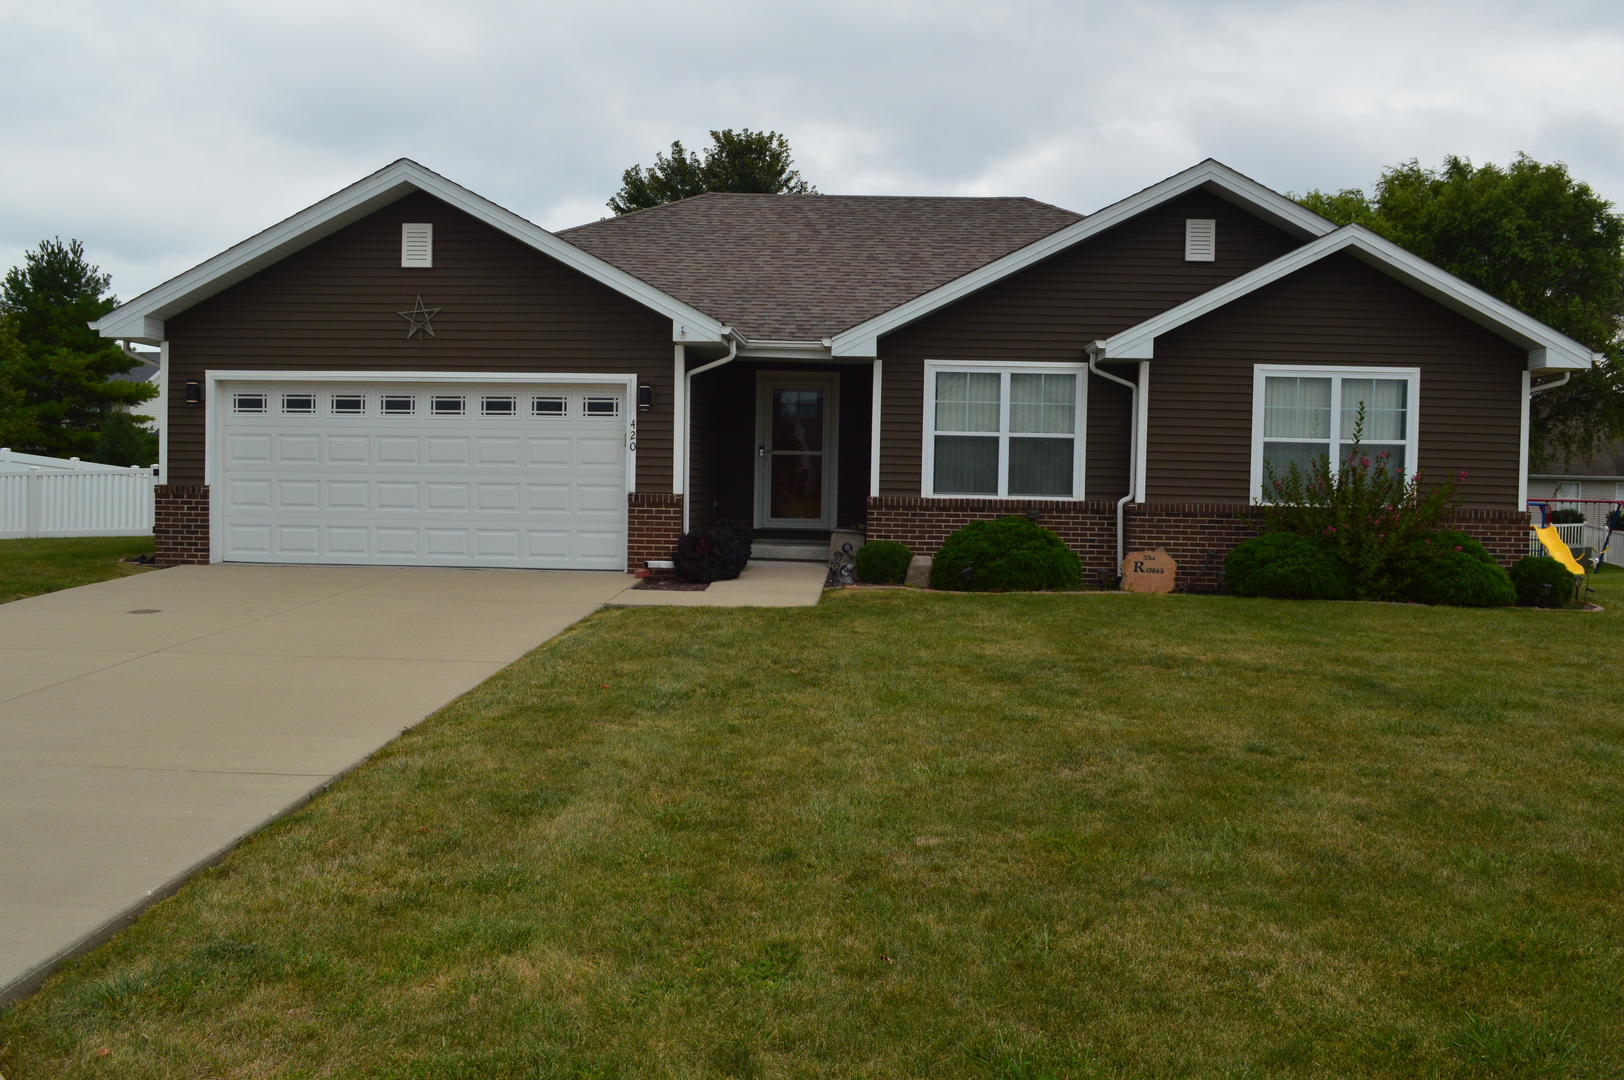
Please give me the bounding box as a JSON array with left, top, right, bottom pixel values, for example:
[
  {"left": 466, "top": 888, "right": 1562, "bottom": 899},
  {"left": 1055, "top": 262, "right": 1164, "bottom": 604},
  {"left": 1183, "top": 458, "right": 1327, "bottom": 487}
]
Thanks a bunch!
[{"left": 216, "top": 379, "right": 629, "bottom": 569}]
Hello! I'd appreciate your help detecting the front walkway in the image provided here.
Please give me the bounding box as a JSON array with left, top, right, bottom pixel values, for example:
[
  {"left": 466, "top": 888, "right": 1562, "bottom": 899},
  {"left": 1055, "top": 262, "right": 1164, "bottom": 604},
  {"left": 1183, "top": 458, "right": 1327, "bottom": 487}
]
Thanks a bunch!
[{"left": 0, "top": 564, "right": 632, "bottom": 1002}]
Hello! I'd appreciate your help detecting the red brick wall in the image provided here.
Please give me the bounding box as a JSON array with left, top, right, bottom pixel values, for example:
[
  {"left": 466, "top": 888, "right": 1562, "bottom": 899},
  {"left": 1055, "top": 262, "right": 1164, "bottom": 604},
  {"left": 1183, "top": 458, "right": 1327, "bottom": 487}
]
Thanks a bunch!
[
  {"left": 154, "top": 485, "right": 210, "bottom": 565},
  {"left": 866, "top": 498, "right": 1533, "bottom": 591},
  {"left": 628, "top": 492, "right": 683, "bottom": 572}
]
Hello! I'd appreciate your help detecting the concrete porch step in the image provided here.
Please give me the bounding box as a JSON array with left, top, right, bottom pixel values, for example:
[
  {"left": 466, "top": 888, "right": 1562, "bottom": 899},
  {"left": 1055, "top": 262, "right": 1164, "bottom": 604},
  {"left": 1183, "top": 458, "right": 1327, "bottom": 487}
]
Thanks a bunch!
[{"left": 750, "top": 541, "right": 829, "bottom": 563}]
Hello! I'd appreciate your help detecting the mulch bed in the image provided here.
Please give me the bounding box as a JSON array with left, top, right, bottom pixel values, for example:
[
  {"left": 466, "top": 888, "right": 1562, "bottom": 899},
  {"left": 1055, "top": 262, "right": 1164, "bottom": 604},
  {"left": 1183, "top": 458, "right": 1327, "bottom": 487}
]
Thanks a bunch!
[{"left": 633, "top": 578, "right": 709, "bottom": 591}]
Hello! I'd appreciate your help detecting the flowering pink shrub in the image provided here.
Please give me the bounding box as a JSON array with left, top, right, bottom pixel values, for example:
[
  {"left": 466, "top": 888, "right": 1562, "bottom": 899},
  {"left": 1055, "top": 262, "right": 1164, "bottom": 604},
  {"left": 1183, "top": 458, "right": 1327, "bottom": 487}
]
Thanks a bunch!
[{"left": 1259, "top": 407, "right": 1464, "bottom": 600}]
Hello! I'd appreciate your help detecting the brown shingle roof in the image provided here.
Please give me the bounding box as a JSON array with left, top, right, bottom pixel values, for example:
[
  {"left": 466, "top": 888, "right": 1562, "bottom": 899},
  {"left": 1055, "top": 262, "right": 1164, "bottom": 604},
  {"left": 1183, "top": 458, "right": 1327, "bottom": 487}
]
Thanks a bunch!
[
  {"left": 1533, "top": 438, "right": 1624, "bottom": 478},
  {"left": 556, "top": 193, "right": 1083, "bottom": 341}
]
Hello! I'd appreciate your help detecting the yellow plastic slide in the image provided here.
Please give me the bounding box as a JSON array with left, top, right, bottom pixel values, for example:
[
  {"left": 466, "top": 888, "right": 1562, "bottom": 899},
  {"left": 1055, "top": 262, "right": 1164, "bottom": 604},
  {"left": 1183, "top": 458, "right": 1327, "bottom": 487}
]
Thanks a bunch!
[{"left": 1533, "top": 524, "right": 1588, "bottom": 575}]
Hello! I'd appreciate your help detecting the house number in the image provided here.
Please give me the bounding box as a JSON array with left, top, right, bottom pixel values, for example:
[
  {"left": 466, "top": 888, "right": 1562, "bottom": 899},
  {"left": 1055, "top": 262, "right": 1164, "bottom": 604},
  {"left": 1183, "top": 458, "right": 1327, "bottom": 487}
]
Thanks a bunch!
[{"left": 627, "top": 416, "right": 637, "bottom": 451}]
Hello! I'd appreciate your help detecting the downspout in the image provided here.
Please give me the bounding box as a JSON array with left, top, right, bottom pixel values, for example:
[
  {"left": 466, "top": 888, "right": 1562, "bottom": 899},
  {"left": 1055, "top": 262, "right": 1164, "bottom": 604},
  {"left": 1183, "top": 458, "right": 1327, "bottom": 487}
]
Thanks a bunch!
[
  {"left": 1523, "top": 371, "right": 1573, "bottom": 508},
  {"left": 1529, "top": 372, "right": 1571, "bottom": 396},
  {"left": 681, "top": 329, "right": 740, "bottom": 533},
  {"left": 1087, "top": 342, "right": 1140, "bottom": 573}
]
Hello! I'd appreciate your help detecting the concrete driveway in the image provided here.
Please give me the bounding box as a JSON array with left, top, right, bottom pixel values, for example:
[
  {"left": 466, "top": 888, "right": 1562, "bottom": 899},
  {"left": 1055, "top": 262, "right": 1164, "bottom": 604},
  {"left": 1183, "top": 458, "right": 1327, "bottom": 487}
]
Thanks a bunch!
[{"left": 0, "top": 563, "right": 633, "bottom": 1002}]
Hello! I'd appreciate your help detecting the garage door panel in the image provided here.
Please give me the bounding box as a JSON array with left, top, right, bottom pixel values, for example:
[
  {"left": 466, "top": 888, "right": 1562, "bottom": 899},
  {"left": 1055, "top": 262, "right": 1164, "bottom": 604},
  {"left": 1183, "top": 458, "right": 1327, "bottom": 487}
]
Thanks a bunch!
[{"left": 219, "top": 380, "right": 628, "bottom": 570}]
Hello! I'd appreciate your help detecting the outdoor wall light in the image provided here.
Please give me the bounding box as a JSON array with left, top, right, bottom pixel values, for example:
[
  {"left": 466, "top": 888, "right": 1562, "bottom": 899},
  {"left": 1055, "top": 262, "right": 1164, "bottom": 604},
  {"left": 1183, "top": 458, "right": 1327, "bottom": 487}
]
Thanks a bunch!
[
  {"left": 185, "top": 380, "right": 201, "bottom": 406},
  {"left": 638, "top": 384, "right": 654, "bottom": 411}
]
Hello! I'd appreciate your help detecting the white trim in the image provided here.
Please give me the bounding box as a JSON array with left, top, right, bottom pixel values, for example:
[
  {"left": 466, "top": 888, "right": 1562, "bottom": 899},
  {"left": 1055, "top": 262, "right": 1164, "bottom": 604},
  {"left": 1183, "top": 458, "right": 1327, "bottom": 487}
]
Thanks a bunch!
[
  {"left": 203, "top": 369, "right": 638, "bottom": 564},
  {"left": 157, "top": 340, "right": 170, "bottom": 484},
  {"left": 1248, "top": 364, "right": 1420, "bottom": 505},
  {"left": 830, "top": 159, "right": 1335, "bottom": 357},
  {"left": 1098, "top": 225, "right": 1599, "bottom": 372},
  {"left": 869, "top": 359, "right": 883, "bottom": 498},
  {"left": 94, "top": 159, "right": 728, "bottom": 346},
  {"left": 921, "top": 359, "right": 1088, "bottom": 500},
  {"left": 1518, "top": 370, "right": 1531, "bottom": 507},
  {"left": 754, "top": 371, "right": 840, "bottom": 530}
]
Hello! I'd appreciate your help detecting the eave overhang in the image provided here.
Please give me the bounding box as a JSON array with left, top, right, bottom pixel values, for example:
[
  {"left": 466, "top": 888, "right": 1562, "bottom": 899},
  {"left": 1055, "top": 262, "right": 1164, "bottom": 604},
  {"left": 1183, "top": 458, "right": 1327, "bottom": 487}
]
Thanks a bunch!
[{"left": 1094, "top": 224, "right": 1599, "bottom": 374}]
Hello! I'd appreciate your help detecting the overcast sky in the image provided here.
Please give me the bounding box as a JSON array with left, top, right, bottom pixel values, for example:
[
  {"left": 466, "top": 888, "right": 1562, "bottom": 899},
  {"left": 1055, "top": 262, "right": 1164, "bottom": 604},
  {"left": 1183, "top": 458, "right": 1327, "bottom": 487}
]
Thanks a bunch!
[{"left": 3, "top": 0, "right": 1622, "bottom": 303}]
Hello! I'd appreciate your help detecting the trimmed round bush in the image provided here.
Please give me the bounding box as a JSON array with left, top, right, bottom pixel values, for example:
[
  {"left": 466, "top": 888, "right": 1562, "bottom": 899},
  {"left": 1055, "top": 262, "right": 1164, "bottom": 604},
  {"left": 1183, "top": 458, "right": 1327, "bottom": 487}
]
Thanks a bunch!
[
  {"left": 929, "top": 517, "right": 1081, "bottom": 592},
  {"left": 854, "top": 539, "right": 912, "bottom": 585},
  {"left": 1224, "top": 533, "right": 1354, "bottom": 600},
  {"left": 673, "top": 519, "right": 753, "bottom": 583},
  {"left": 1406, "top": 529, "right": 1495, "bottom": 565},
  {"left": 1509, "top": 555, "right": 1577, "bottom": 607},
  {"left": 1405, "top": 551, "right": 1515, "bottom": 607}
]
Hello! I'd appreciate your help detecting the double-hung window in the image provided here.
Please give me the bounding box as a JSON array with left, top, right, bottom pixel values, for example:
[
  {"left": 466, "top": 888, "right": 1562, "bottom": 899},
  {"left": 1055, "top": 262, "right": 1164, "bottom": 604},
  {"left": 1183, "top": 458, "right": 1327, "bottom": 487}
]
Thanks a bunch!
[
  {"left": 1251, "top": 365, "right": 1419, "bottom": 502},
  {"left": 925, "top": 362, "right": 1085, "bottom": 498}
]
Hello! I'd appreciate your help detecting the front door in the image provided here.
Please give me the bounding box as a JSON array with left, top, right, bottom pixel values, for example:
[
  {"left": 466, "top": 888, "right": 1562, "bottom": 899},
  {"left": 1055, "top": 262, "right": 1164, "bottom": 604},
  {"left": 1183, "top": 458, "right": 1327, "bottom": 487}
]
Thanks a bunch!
[{"left": 755, "top": 372, "right": 839, "bottom": 530}]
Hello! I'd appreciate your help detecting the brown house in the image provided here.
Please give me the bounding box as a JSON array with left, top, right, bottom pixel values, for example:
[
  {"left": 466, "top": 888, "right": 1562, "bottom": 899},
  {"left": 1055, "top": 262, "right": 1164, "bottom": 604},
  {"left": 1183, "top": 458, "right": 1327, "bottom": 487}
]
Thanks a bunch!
[{"left": 94, "top": 159, "right": 1597, "bottom": 584}]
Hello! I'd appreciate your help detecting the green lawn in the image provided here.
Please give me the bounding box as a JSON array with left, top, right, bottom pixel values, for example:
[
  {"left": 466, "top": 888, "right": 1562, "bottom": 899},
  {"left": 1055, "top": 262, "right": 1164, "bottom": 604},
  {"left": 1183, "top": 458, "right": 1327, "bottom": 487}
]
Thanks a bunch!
[
  {"left": 0, "top": 535, "right": 156, "bottom": 604},
  {"left": 2, "top": 580, "right": 1621, "bottom": 1078}
]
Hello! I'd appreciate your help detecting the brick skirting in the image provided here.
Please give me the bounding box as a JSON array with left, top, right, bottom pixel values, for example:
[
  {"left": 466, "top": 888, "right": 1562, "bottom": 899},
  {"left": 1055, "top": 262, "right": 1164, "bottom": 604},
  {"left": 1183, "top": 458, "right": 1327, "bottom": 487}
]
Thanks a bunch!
[
  {"left": 865, "top": 497, "right": 1533, "bottom": 591},
  {"left": 154, "top": 484, "right": 211, "bottom": 565},
  {"left": 628, "top": 492, "right": 683, "bottom": 573}
]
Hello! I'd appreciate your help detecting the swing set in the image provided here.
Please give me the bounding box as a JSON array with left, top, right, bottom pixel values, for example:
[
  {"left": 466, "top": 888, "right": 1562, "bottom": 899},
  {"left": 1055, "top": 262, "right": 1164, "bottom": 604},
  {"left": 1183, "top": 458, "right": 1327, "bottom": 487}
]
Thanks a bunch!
[{"left": 1526, "top": 500, "right": 1622, "bottom": 602}]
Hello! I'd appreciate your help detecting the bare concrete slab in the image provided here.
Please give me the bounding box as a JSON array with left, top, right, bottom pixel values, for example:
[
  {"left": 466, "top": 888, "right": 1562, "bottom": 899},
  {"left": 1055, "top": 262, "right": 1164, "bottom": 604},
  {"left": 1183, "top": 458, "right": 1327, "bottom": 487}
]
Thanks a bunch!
[
  {"left": 0, "top": 564, "right": 635, "bottom": 1002},
  {"left": 608, "top": 560, "right": 828, "bottom": 608}
]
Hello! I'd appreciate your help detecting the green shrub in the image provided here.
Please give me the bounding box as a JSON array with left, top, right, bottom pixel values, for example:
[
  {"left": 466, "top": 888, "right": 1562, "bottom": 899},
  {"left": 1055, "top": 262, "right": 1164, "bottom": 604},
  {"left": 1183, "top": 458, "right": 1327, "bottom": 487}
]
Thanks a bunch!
[
  {"left": 1509, "top": 555, "right": 1577, "bottom": 607},
  {"left": 929, "top": 517, "right": 1081, "bottom": 592},
  {"left": 1549, "top": 507, "right": 1586, "bottom": 524},
  {"left": 1259, "top": 406, "right": 1466, "bottom": 598},
  {"left": 854, "top": 540, "right": 912, "bottom": 585},
  {"left": 1405, "top": 551, "right": 1515, "bottom": 607},
  {"left": 1224, "top": 533, "right": 1355, "bottom": 600}
]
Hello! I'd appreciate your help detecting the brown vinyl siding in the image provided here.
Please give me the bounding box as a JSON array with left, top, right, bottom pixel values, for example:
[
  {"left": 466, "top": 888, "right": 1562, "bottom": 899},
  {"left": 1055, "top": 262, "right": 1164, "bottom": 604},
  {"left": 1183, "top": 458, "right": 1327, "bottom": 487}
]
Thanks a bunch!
[
  {"left": 163, "top": 191, "right": 675, "bottom": 490},
  {"left": 877, "top": 188, "right": 1304, "bottom": 497},
  {"left": 1147, "top": 253, "right": 1527, "bottom": 509}
]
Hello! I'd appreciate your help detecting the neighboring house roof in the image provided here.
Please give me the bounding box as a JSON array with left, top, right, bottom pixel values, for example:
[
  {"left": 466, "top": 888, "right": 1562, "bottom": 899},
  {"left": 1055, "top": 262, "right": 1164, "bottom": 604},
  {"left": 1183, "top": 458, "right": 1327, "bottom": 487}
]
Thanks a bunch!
[
  {"left": 1092, "top": 224, "right": 1599, "bottom": 373},
  {"left": 109, "top": 352, "right": 160, "bottom": 383},
  {"left": 556, "top": 194, "right": 1082, "bottom": 341},
  {"left": 1530, "top": 439, "right": 1624, "bottom": 479},
  {"left": 92, "top": 159, "right": 730, "bottom": 347}
]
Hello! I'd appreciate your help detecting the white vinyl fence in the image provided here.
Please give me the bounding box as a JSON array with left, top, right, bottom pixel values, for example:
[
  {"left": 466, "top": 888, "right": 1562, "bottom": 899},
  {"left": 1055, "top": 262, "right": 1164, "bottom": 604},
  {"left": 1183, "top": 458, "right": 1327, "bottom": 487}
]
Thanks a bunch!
[{"left": 0, "top": 449, "right": 156, "bottom": 538}]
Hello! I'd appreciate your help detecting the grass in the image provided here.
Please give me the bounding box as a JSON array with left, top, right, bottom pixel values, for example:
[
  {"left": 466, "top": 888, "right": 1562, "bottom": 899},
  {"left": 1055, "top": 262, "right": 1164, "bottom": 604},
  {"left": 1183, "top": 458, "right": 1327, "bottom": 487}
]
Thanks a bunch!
[
  {"left": 0, "top": 535, "right": 156, "bottom": 604},
  {"left": 2, "top": 578, "right": 1622, "bottom": 1078}
]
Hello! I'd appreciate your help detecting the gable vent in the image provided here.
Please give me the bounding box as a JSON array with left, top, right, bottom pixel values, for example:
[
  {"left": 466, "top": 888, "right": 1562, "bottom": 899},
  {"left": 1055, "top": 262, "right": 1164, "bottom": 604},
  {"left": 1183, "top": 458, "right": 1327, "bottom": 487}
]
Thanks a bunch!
[
  {"left": 1185, "top": 218, "right": 1216, "bottom": 262},
  {"left": 401, "top": 223, "right": 434, "bottom": 268}
]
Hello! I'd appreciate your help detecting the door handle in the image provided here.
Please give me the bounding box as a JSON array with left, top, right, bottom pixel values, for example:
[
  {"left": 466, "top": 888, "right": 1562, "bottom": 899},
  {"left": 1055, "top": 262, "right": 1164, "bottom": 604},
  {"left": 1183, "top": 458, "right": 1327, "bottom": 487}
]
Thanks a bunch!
[{"left": 758, "top": 444, "right": 766, "bottom": 457}]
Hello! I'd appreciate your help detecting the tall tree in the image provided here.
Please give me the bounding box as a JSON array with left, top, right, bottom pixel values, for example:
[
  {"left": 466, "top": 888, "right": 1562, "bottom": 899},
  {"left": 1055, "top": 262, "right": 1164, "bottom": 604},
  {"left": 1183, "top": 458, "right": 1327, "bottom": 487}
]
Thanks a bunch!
[
  {"left": 609, "top": 128, "right": 817, "bottom": 215},
  {"left": 1298, "top": 155, "right": 1624, "bottom": 465},
  {"left": 0, "top": 238, "right": 155, "bottom": 458}
]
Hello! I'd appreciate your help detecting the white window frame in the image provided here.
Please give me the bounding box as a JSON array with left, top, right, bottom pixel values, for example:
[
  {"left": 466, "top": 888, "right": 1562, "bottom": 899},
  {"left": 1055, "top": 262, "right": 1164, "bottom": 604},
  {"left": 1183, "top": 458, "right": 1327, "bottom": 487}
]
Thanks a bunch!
[
  {"left": 1249, "top": 364, "right": 1421, "bottom": 505},
  {"left": 922, "top": 359, "right": 1088, "bottom": 499}
]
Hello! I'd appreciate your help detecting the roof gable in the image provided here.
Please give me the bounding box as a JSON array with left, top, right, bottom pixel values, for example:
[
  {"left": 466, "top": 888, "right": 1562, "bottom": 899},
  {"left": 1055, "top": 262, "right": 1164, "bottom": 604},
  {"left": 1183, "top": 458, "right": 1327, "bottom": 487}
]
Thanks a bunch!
[
  {"left": 93, "top": 159, "right": 729, "bottom": 346},
  {"left": 558, "top": 193, "right": 1083, "bottom": 342},
  {"left": 829, "top": 160, "right": 1337, "bottom": 356},
  {"left": 1094, "top": 224, "right": 1599, "bottom": 373}
]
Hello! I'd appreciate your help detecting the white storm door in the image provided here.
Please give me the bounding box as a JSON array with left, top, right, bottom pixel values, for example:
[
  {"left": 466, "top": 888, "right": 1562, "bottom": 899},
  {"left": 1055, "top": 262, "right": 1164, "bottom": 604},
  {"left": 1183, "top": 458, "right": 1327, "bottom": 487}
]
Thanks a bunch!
[
  {"left": 216, "top": 379, "right": 628, "bottom": 569},
  {"left": 754, "top": 372, "right": 839, "bottom": 530}
]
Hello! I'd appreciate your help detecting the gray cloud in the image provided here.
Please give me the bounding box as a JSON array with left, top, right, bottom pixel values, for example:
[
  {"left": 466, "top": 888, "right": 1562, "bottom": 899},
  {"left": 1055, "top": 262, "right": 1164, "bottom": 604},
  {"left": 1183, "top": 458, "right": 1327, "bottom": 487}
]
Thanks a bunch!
[{"left": 2, "top": 0, "right": 1621, "bottom": 300}]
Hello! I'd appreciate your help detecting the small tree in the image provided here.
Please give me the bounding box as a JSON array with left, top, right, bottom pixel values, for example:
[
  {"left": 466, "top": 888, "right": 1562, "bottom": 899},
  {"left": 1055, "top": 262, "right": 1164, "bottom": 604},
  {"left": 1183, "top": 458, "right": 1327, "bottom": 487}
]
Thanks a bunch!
[
  {"left": 609, "top": 129, "right": 817, "bottom": 214},
  {"left": 91, "top": 411, "right": 158, "bottom": 468},
  {"left": 0, "top": 238, "right": 155, "bottom": 457},
  {"left": 1259, "top": 408, "right": 1464, "bottom": 599}
]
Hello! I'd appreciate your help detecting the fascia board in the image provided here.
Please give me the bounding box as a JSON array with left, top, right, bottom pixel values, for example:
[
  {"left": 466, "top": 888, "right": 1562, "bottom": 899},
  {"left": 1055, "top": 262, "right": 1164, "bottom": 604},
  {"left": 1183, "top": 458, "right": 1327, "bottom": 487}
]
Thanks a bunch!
[
  {"left": 94, "top": 159, "right": 727, "bottom": 346},
  {"left": 829, "top": 159, "right": 1336, "bottom": 356},
  {"left": 1099, "top": 225, "right": 1596, "bottom": 372}
]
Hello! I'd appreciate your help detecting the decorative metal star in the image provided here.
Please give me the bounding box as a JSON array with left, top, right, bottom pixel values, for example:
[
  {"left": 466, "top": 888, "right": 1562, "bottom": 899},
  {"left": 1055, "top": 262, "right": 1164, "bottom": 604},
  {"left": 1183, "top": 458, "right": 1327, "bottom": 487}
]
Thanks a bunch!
[{"left": 397, "top": 295, "right": 441, "bottom": 339}]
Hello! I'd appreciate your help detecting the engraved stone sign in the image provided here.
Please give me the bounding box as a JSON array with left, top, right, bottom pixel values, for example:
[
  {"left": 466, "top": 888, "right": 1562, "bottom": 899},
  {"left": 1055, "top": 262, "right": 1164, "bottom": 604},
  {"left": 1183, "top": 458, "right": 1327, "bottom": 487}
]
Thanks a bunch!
[{"left": 1121, "top": 548, "right": 1176, "bottom": 594}]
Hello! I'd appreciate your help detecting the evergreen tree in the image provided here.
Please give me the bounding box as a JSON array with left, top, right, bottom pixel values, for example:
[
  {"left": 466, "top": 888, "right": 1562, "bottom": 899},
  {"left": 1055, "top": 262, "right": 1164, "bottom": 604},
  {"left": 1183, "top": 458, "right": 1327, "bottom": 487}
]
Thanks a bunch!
[
  {"left": 609, "top": 129, "right": 816, "bottom": 215},
  {"left": 1298, "top": 156, "right": 1624, "bottom": 465},
  {"left": 0, "top": 238, "right": 155, "bottom": 457}
]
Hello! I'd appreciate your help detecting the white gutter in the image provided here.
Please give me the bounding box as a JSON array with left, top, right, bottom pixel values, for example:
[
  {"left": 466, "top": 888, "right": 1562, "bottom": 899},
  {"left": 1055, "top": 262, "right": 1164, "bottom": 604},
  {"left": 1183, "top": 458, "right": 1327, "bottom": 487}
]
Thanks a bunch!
[
  {"left": 1087, "top": 343, "right": 1141, "bottom": 572},
  {"left": 680, "top": 330, "right": 740, "bottom": 533}
]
